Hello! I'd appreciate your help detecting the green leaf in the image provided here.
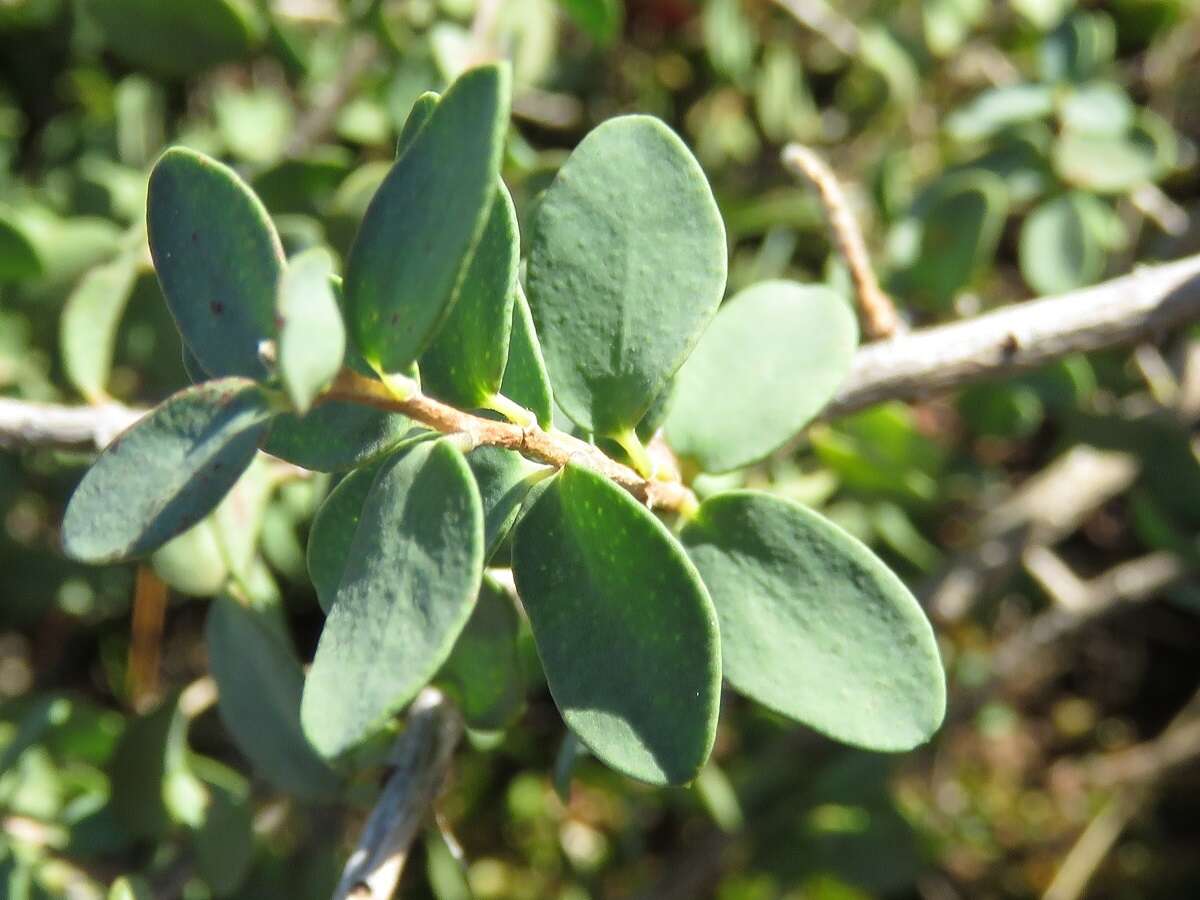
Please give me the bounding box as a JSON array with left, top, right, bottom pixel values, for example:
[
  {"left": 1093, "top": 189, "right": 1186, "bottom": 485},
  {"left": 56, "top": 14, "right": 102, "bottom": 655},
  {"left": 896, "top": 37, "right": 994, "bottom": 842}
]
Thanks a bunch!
[
  {"left": 1040, "top": 11, "right": 1115, "bottom": 82},
  {"left": 892, "top": 170, "right": 1009, "bottom": 308},
  {"left": 556, "top": 0, "right": 623, "bottom": 45},
  {"left": 665, "top": 281, "right": 858, "bottom": 473},
  {"left": 437, "top": 575, "right": 525, "bottom": 731},
  {"left": 206, "top": 597, "right": 341, "bottom": 800},
  {"left": 214, "top": 84, "right": 292, "bottom": 165},
  {"left": 944, "top": 84, "right": 1055, "bottom": 143},
  {"left": 263, "top": 401, "right": 414, "bottom": 473},
  {"left": 108, "top": 692, "right": 192, "bottom": 840},
  {"left": 108, "top": 877, "right": 153, "bottom": 900},
  {"left": 526, "top": 115, "right": 727, "bottom": 438},
  {"left": 420, "top": 186, "right": 519, "bottom": 408},
  {"left": 466, "top": 445, "right": 544, "bottom": 559},
  {"left": 923, "top": 0, "right": 985, "bottom": 57},
  {"left": 62, "top": 378, "right": 274, "bottom": 563},
  {"left": 190, "top": 768, "right": 253, "bottom": 896},
  {"left": 512, "top": 464, "right": 721, "bottom": 784},
  {"left": 680, "top": 491, "right": 945, "bottom": 751},
  {"left": 1058, "top": 81, "right": 1134, "bottom": 135},
  {"left": 395, "top": 91, "right": 439, "bottom": 158},
  {"left": 59, "top": 254, "right": 140, "bottom": 402},
  {"left": 0, "top": 209, "right": 42, "bottom": 282},
  {"left": 1019, "top": 193, "right": 1104, "bottom": 295},
  {"left": 85, "top": 0, "right": 264, "bottom": 78},
  {"left": 301, "top": 439, "right": 484, "bottom": 758},
  {"left": 277, "top": 248, "right": 345, "bottom": 414},
  {"left": 305, "top": 453, "right": 392, "bottom": 614},
  {"left": 1053, "top": 111, "right": 1175, "bottom": 193},
  {"left": 147, "top": 147, "right": 284, "bottom": 379},
  {"left": 500, "top": 284, "right": 554, "bottom": 429},
  {"left": 346, "top": 63, "right": 510, "bottom": 375},
  {"left": 151, "top": 520, "right": 229, "bottom": 597}
]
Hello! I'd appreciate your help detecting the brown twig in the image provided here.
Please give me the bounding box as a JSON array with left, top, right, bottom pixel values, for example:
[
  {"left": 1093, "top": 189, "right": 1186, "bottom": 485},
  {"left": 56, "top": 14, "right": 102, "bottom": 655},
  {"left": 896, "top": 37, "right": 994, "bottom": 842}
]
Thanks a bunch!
[
  {"left": 781, "top": 144, "right": 900, "bottom": 340},
  {"left": 323, "top": 369, "right": 698, "bottom": 512},
  {"left": 333, "top": 688, "right": 463, "bottom": 900}
]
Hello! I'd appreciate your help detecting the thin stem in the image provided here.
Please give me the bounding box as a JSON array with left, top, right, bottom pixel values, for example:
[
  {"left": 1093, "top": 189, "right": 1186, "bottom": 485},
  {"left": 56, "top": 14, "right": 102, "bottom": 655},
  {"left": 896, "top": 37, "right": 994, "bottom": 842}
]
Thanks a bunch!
[
  {"left": 781, "top": 144, "right": 900, "bottom": 341},
  {"left": 613, "top": 428, "right": 655, "bottom": 479},
  {"left": 482, "top": 392, "right": 537, "bottom": 428},
  {"left": 323, "top": 369, "right": 698, "bottom": 513}
]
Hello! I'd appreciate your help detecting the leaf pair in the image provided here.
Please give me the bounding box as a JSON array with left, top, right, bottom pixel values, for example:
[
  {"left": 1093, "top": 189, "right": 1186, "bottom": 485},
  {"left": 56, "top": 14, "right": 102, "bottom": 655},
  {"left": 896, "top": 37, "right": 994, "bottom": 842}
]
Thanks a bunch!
[{"left": 511, "top": 467, "right": 945, "bottom": 785}]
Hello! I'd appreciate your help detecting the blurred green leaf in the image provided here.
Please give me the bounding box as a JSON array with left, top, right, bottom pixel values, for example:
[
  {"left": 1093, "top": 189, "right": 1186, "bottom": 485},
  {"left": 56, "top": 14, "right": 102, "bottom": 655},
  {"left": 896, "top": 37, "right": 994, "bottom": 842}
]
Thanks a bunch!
[
  {"left": 59, "top": 253, "right": 139, "bottom": 402},
  {"left": 277, "top": 248, "right": 345, "bottom": 415},
  {"left": 666, "top": 281, "right": 858, "bottom": 474},
  {"left": 207, "top": 597, "right": 341, "bottom": 800}
]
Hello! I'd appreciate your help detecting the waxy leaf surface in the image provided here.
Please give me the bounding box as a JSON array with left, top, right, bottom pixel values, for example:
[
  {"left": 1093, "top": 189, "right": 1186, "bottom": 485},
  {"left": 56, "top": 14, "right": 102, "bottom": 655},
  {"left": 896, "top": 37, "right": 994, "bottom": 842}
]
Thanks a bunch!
[
  {"left": 148, "top": 147, "right": 284, "bottom": 379},
  {"left": 666, "top": 281, "right": 858, "bottom": 473},
  {"left": 526, "top": 115, "right": 727, "bottom": 437},
  {"left": 421, "top": 187, "right": 519, "bottom": 408},
  {"left": 513, "top": 464, "right": 721, "bottom": 785},
  {"left": 346, "top": 64, "right": 510, "bottom": 374},
  {"left": 681, "top": 491, "right": 945, "bottom": 751},
  {"left": 500, "top": 284, "right": 554, "bottom": 429},
  {"left": 301, "top": 440, "right": 484, "bottom": 757},
  {"left": 62, "top": 378, "right": 273, "bottom": 563}
]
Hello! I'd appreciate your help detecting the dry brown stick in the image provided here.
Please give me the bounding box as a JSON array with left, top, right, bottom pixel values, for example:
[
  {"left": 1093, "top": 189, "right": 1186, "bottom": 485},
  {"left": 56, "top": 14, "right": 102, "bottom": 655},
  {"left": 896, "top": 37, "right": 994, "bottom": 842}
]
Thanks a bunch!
[
  {"left": 781, "top": 144, "right": 900, "bottom": 340},
  {"left": 333, "top": 688, "right": 463, "bottom": 900}
]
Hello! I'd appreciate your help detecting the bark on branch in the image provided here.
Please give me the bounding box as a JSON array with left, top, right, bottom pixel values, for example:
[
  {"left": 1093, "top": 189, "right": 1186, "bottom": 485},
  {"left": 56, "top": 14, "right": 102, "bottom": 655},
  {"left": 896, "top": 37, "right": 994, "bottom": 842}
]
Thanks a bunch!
[{"left": 5, "top": 252, "right": 1200, "bottom": 503}]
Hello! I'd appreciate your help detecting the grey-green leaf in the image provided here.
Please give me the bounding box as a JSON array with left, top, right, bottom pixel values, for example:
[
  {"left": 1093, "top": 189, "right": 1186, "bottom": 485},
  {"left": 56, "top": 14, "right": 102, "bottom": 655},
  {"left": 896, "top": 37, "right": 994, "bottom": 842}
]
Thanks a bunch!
[
  {"left": 147, "top": 147, "right": 284, "bottom": 379},
  {"left": 395, "top": 91, "right": 439, "bottom": 158},
  {"left": 512, "top": 464, "right": 721, "bottom": 785},
  {"left": 665, "top": 281, "right": 858, "bottom": 473},
  {"left": 62, "top": 378, "right": 274, "bottom": 563},
  {"left": 277, "top": 247, "right": 346, "bottom": 414},
  {"left": 346, "top": 64, "right": 510, "bottom": 375},
  {"left": 437, "top": 575, "right": 525, "bottom": 731},
  {"left": 420, "top": 186, "right": 520, "bottom": 408},
  {"left": 305, "top": 453, "right": 392, "bottom": 614},
  {"left": 526, "top": 114, "right": 727, "bottom": 437},
  {"left": 206, "top": 597, "right": 341, "bottom": 800},
  {"left": 467, "top": 445, "right": 544, "bottom": 558},
  {"left": 500, "top": 283, "right": 554, "bottom": 429},
  {"left": 59, "top": 253, "right": 140, "bottom": 402},
  {"left": 680, "top": 491, "right": 945, "bottom": 751},
  {"left": 1019, "top": 193, "right": 1105, "bottom": 295},
  {"left": 301, "top": 439, "right": 484, "bottom": 758}
]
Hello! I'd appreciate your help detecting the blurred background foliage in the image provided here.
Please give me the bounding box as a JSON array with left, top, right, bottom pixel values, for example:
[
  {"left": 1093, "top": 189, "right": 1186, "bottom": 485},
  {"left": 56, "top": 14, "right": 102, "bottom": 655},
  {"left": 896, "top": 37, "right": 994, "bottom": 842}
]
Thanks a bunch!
[{"left": 1, "top": 0, "right": 1200, "bottom": 897}]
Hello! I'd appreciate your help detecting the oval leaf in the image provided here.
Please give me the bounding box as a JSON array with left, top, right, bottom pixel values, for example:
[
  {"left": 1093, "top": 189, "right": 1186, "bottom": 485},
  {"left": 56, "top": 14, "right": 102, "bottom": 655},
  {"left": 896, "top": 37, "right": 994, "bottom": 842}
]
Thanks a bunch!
[
  {"left": 277, "top": 247, "right": 346, "bottom": 414},
  {"left": 1019, "top": 193, "right": 1104, "bottom": 295},
  {"left": 680, "top": 491, "right": 945, "bottom": 751},
  {"left": 512, "top": 464, "right": 721, "bottom": 785},
  {"left": 436, "top": 575, "right": 525, "bottom": 731},
  {"left": 60, "top": 254, "right": 140, "bottom": 402},
  {"left": 148, "top": 147, "right": 284, "bottom": 379},
  {"left": 395, "top": 91, "right": 439, "bottom": 158},
  {"left": 206, "top": 597, "right": 341, "bottom": 800},
  {"left": 666, "top": 281, "right": 858, "bottom": 473},
  {"left": 62, "top": 378, "right": 274, "bottom": 563},
  {"left": 500, "top": 283, "right": 554, "bottom": 429},
  {"left": 526, "top": 115, "right": 727, "bottom": 437},
  {"left": 420, "top": 186, "right": 519, "bottom": 408},
  {"left": 346, "top": 64, "right": 510, "bottom": 375},
  {"left": 305, "top": 453, "right": 393, "bottom": 614},
  {"left": 301, "top": 439, "right": 484, "bottom": 757}
]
